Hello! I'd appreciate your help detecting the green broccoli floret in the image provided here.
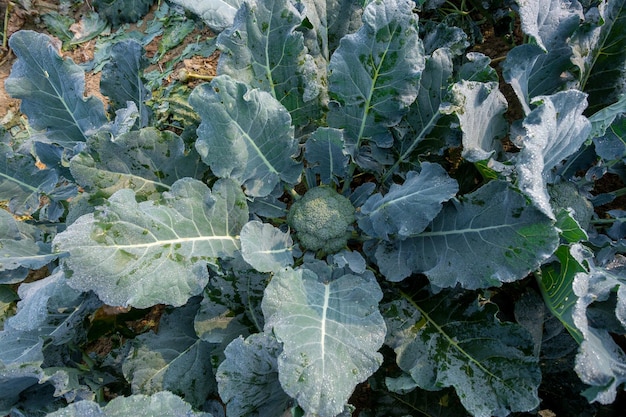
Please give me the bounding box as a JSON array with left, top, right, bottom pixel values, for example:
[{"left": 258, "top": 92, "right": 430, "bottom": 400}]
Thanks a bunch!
[{"left": 287, "top": 186, "right": 355, "bottom": 254}]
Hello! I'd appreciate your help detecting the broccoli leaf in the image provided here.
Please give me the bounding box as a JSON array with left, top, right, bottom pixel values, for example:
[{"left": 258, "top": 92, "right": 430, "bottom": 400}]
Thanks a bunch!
[
  {"left": 100, "top": 40, "right": 151, "bottom": 128},
  {"left": 384, "top": 290, "right": 541, "bottom": 417},
  {"left": 189, "top": 75, "right": 301, "bottom": 197},
  {"left": 0, "top": 207, "right": 56, "bottom": 273},
  {"left": 305, "top": 127, "right": 348, "bottom": 185},
  {"left": 53, "top": 178, "right": 248, "bottom": 308},
  {"left": 0, "top": 143, "right": 59, "bottom": 216},
  {"left": 448, "top": 80, "right": 507, "bottom": 162},
  {"left": 262, "top": 266, "right": 386, "bottom": 417},
  {"left": 93, "top": 0, "right": 155, "bottom": 26},
  {"left": 217, "top": 0, "right": 321, "bottom": 126},
  {"left": 374, "top": 180, "right": 559, "bottom": 288},
  {"left": 122, "top": 299, "right": 216, "bottom": 407},
  {"left": 240, "top": 221, "right": 294, "bottom": 273},
  {"left": 327, "top": 0, "right": 425, "bottom": 153},
  {"left": 46, "top": 391, "right": 212, "bottom": 417},
  {"left": 514, "top": 90, "right": 591, "bottom": 219},
  {"left": 359, "top": 162, "right": 458, "bottom": 240},
  {"left": 169, "top": 0, "right": 243, "bottom": 32},
  {"left": 70, "top": 128, "right": 207, "bottom": 200},
  {"left": 217, "top": 332, "right": 292, "bottom": 417},
  {"left": 5, "top": 31, "right": 107, "bottom": 145},
  {"left": 537, "top": 245, "right": 585, "bottom": 343},
  {"left": 571, "top": 0, "right": 626, "bottom": 114},
  {"left": 503, "top": 0, "right": 582, "bottom": 112},
  {"left": 570, "top": 246, "right": 626, "bottom": 404}
]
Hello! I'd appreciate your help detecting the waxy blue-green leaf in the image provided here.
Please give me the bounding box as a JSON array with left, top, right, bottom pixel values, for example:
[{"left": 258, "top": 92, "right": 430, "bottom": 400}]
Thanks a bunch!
[
  {"left": 305, "top": 127, "right": 348, "bottom": 186},
  {"left": 5, "top": 31, "right": 107, "bottom": 145},
  {"left": 0, "top": 143, "right": 58, "bottom": 216},
  {"left": 262, "top": 266, "right": 386, "bottom": 417},
  {"left": 537, "top": 245, "right": 586, "bottom": 343},
  {"left": 100, "top": 39, "right": 151, "bottom": 128},
  {"left": 515, "top": 91, "right": 591, "bottom": 219},
  {"left": 359, "top": 162, "right": 458, "bottom": 240},
  {"left": 170, "top": 0, "right": 243, "bottom": 31},
  {"left": 327, "top": 0, "right": 425, "bottom": 152},
  {"left": 0, "top": 210, "right": 57, "bottom": 272},
  {"left": 375, "top": 180, "right": 559, "bottom": 288},
  {"left": 70, "top": 128, "right": 207, "bottom": 200},
  {"left": 571, "top": 0, "right": 626, "bottom": 114},
  {"left": 46, "top": 391, "right": 212, "bottom": 417},
  {"left": 384, "top": 290, "right": 541, "bottom": 417},
  {"left": 240, "top": 221, "right": 294, "bottom": 273},
  {"left": 448, "top": 80, "right": 507, "bottom": 162},
  {"left": 503, "top": 0, "right": 582, "bottom": 112},
  {"left": 568, "top": 245, "right": 626, "bottom": 404},
  {"left": 217, "top": 0, "right": 321, "bottom": 126},
  {"left": 217, "top": 332, "right": 292, "bottom": 417},
  {"left": 122, "top": 299, "right": 215, "bottom": 407},
  {"left": 190, "top": 75, "right": 301, "bottom": 197},
  {"left": 53, "top": 178, "right": 248, "bottom": 308}
]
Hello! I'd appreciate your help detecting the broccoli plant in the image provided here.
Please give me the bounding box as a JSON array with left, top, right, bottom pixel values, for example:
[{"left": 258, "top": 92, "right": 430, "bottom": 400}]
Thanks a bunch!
[{"left": 3, "top": 0, "right": 626, "bottom": 416}]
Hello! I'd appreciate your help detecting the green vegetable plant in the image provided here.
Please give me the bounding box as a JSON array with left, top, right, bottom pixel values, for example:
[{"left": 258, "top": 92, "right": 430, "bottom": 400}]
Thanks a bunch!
[{"left": 2, "top": 0, "right": 626, "bottom": 416}]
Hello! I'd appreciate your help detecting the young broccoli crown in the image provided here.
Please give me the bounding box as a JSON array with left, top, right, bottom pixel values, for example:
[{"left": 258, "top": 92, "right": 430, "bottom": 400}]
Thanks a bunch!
[{"left": 287, "top": 186, "right": 355, "bottom": 254}]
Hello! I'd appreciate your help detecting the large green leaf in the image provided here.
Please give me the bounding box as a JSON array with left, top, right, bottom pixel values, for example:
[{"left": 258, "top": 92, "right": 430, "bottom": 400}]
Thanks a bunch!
[
  {"left": 503, "top": 0, "right": 582, "bottom": 112},
  {"left": 572, "top": 0, "right": 626, "bottom": 114},
  {"left": 262, "top": 266, "right": 386, "bottom": 417},
  {"left": 5, "top": 31, "right": 107, "bottom": 145},
  {"left": 100, "top": 39, "right": 151, "bottom": 127},
  {"left": 53, "top": 178, "right": 248, "bottom": 308},
  {"left": 46, "top": 391, "right": 212, "bottom": 417},
  {"left": 384, "top": 290, "right": 541, "bottom": 417},
  {"left": 122, "top": 299, "right": 215, "bottom": 407},
  {"left": 537, "top": 245, "right": 586, "bottom": 343},
  {"left": 0, "top": 143, "right": 58, "bottom": 216},
  {"left": 374, "top": 180, "right": 559, "bottom": 288},
  {"left": 304, "top": 127, "right": 348, "bottom": 186},
  {"left": 569, "top": 245, "right": 626, "bottom": 404},
  {"left": 189, "top": 75, "right": 301, "bottom": 197},
  {"left": 70, "top": 128, "right": 207, "bottom": 200},
  {"left": 217, "top": 332, "right": 292, "bottom": 417},
  {"left": 514, "top": 90, "right": 591, "bottom": 219},
  {"left": 327, "top": 0, "right": 425, "bottom": 153},
  {"left": 240, "top": 220, "right": 294, "bottom": 273},
  {"left": 217, "top": 0, "right": 321, "bottom": 126},
  {"left": 169, "top": 0, "right": 243, "bottom": 31},
  {"left": 359, "top": 162, "right": 458, "bottom": 240},
  {"left": 0, "top": 210, "right": 57, "bottom": 274},
  {"left": 448, "top": 80, "right": 507, "bottom": 162}
]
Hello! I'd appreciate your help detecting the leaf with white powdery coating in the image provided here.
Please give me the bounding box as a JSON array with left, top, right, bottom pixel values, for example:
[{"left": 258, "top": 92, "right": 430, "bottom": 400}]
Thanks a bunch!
[
  {"left": 448, "top": 80, "right": 507, "bottom": 162},
  {"left": 327, "top": 0, "right": 425, "bottom": 152},
  {"left": 384, "top": 290, "right": 541, "bottom": 417},
  {"left": 122, "top": 299, "right": 215, "bottom": 408},
  {"left": 70, "top": 128, "right": 207, "bottom": 200},
  {"left": 262, "top": 266, "right": 386, "bottom": 417},
  {"left": 217, "top": 332, "right": 292, "bottom": 417},
  {"left": 359, "top": 162, "right": 458, "bottom": 240},
  {"left": 5, "top": 31, "right": 107, "bottom": 145},
  {"left": 375, "top": 180, "right": 559, "bottom": 288},
  {"left": 217, "top": 0, "right": 321, "bottom": 126},
  {"left": 190, "top": 75, "right": 301, "bottom": 197},
  {"left": 53, "top": 178, "right": 248, "bottom": 308},
  {"left": 240, "top": 221, "right": 294, "bottom": 273},
  {"left": 515, "top": 90, "right": 591, "bottom": 219}
]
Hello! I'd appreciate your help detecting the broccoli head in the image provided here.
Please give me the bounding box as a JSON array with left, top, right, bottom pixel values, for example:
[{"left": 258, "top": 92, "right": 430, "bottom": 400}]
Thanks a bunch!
[{"left": 287, "top": 186, "right": 355, "bottom": 254}]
